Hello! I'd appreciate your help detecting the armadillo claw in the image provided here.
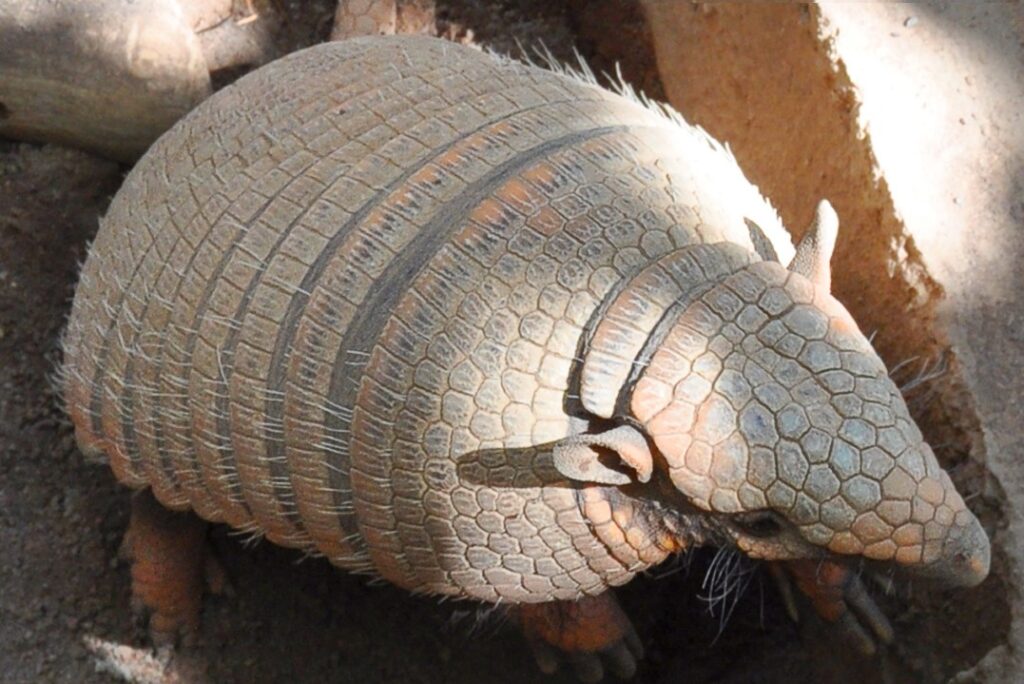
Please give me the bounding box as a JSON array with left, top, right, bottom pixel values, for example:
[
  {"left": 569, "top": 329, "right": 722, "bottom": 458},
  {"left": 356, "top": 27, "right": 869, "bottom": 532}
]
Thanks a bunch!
[
  {"left": 516, "top": 592, "right": 643, "bottom": 682},
  {"left": 766, "top": 563, "right": 801, "bottom": 623},
  {"left": 782, "top": 559, "right": 894, "bottom": 656},
  {"left": 843, "top": 570, "right": 894, "bottom": 645},
  {"left": 527, "top": 632, "right": 641, "bottom": 683}
]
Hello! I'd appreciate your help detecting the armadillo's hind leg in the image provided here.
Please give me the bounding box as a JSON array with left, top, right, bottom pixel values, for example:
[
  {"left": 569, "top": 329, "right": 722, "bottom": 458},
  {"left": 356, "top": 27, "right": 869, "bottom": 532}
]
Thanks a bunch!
[
  {"left": 121, "top": 489, "right": 226, "bottom": 645},
  {"left": 515, "top": 592, "right": 644, "bottom": 683}
]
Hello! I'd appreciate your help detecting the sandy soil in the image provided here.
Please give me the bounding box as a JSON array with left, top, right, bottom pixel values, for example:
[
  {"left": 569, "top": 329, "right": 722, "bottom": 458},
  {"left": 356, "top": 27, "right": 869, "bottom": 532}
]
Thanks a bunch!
[{"left": 0, "top": 2, "right": 1010, "bottom": 683}]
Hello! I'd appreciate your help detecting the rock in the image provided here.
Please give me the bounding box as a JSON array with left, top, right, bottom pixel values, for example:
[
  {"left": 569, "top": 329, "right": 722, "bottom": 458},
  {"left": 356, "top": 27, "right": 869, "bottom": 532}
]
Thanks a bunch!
[
  {"left": 0, "top": 0, "right": 282, "bottom": 161},
  {"left": 0, "top": 0, "right": 210, "bottom": 161}
]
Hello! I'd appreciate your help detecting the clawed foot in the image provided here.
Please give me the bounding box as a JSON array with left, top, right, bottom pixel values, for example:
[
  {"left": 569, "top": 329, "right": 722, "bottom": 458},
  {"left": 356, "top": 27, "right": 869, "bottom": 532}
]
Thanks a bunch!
[
  {"left": 120, "top": 489, "right": 229, "bottom": 646},
  {"left": 774, "top": 559, "right": 894, "bottom": 655},
  {"left": 516, "top": 593, "right": 643, "bottom": 682}
]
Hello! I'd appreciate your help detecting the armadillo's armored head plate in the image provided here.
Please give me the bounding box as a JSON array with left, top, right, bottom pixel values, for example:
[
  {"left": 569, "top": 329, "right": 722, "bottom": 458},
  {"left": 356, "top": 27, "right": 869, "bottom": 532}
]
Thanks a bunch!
[
  {"left": 557, "top": 201, "right": 989, "bottom": 589},
  {"left": 630, "top": 202, "right": 989, "bottom": 588}
]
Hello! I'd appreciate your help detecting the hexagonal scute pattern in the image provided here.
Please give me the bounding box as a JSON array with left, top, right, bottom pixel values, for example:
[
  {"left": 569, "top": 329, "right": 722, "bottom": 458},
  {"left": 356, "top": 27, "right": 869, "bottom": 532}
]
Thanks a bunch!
[{"left": 634, "top": 260, "right": 970, "bottom": 565}]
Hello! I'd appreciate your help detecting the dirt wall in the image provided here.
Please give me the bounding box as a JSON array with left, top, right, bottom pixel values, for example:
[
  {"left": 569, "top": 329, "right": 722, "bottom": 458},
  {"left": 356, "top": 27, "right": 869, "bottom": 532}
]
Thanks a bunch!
[{"left": 641, "top": 1, "right": 1020, "bottom": 680}]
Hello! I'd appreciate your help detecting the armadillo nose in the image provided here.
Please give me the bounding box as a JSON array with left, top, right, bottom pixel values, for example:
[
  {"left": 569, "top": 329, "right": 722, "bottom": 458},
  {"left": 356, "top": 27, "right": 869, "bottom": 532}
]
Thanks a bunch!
[
  {"left": 966, "top": 553, "right": 989, "bottom": 584},
  {"left": 940, "top": 514, "right": 991, "bottom": 588}
]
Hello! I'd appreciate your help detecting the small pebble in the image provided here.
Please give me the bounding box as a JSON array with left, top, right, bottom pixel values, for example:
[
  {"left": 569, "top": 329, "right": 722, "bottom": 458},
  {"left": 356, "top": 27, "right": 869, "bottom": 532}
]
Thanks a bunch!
[{"left": 904, "top": 16, "right": 918, "bottom": 28}]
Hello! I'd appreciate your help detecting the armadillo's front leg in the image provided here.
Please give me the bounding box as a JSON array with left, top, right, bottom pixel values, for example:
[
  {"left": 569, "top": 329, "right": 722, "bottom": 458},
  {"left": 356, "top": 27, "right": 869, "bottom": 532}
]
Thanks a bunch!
[
  {"left": 121, "top": 489, "right": 224, "bottom": 645},
  {"left": 778, "top": 560, "right": 894, "bottom": 656},
  {"left": 516, "top": 592, "right": 644, "bottom": 683}
]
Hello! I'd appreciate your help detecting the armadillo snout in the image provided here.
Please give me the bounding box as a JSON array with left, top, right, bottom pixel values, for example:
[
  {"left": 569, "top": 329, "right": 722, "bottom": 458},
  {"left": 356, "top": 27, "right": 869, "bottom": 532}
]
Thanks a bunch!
[{"left": 917, "top": 512, "right": 990, "bottom": 588}]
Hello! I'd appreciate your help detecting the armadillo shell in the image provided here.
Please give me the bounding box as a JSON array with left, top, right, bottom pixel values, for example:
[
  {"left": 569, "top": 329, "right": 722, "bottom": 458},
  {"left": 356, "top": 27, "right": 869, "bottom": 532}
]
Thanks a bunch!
[{"left": 62, "top": 36, "right": 787, "bottom": 602}]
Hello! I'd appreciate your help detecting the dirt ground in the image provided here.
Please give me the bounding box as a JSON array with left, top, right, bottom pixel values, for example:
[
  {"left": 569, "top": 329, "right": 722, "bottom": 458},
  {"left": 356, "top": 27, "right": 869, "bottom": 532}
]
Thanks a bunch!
[{"left": 0, "top": 2, "right": 1011, "bottom": 683}]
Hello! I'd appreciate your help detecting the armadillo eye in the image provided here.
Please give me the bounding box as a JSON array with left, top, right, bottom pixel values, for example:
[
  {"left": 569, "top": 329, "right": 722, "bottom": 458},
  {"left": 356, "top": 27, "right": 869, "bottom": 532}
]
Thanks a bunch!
[{"left": 733, "top": 511, "right": 783, "bottom": 539}]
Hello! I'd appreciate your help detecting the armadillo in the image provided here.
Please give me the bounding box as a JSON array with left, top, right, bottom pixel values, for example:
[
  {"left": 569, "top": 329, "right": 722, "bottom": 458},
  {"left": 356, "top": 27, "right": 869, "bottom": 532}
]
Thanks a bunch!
[{"left": 61, "top": 35, "right": 990, "bottom": 680}]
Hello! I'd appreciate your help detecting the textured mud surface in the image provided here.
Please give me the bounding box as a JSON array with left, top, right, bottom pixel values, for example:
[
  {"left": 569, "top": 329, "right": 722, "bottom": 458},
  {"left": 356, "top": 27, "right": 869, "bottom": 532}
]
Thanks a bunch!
[{"left": 0, "top": 2, "right": 1010, "bottom": 683}]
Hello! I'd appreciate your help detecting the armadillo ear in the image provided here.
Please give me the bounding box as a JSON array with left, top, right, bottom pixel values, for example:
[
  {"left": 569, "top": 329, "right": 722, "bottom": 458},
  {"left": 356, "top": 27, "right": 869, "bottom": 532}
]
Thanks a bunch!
[
  {"left": 788, "top": 199, "right": 839, "bottom": 290},
  {"left": 744, "top": 217, "right": 780, "bottom": 262},
  {"left": 552, "top": 425, "right": 653, "bottom": 485}
]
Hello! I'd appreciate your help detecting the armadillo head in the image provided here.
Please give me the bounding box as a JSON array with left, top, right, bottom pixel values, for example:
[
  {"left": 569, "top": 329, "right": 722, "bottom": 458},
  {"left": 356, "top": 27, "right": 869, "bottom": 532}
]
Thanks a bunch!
[{"left": 556, "top": 201, "right": 989, "bottom": 589}]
